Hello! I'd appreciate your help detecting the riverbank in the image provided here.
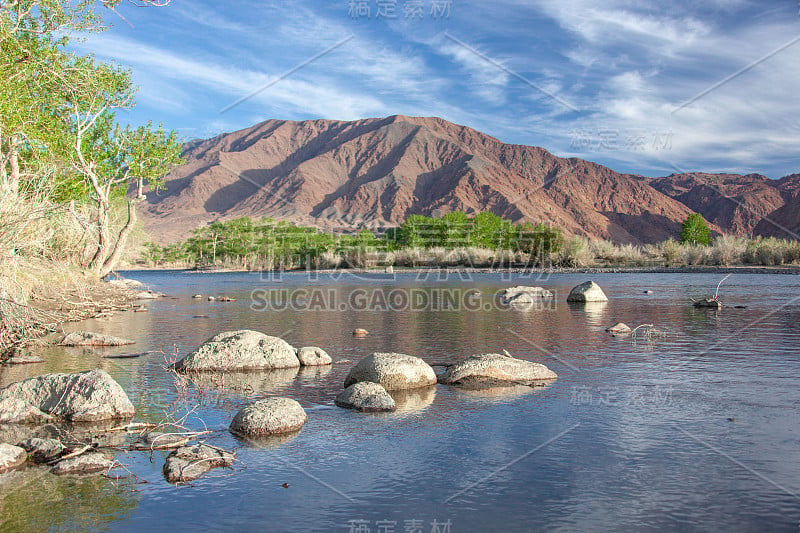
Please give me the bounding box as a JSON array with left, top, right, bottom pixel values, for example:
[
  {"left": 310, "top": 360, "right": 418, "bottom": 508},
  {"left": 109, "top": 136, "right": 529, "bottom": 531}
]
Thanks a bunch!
[
  {"left": 0, "top": 258, "right": 137, "bottom": 358},
  {"left": 121, "top": 263, "right": 800, "bottom": 276}
]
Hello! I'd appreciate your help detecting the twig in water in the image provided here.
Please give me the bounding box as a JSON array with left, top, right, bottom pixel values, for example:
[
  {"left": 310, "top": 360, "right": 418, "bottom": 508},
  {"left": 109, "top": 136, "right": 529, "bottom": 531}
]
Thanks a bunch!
[{"left": 715, "top": 274, "right": 732, "bottom": 299}]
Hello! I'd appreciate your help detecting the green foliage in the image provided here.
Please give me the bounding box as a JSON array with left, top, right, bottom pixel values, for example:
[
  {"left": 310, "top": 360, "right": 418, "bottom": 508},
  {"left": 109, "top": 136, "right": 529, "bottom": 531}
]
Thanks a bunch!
[
  {"left": 0, "top": 1, "right": 185, "bottom": 276},
  {"left": 680, "top": 213, "right": 711, "bottom": 246},
  {"left": 160, "top": 212, "right": 566, "bottom": 269}
]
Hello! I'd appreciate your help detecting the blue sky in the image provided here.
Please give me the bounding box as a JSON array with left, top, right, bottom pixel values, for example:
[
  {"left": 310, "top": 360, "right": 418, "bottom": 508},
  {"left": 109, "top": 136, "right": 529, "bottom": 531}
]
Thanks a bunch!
[{"left": 76, "top": 0, "right": 800, "bottom": 178}]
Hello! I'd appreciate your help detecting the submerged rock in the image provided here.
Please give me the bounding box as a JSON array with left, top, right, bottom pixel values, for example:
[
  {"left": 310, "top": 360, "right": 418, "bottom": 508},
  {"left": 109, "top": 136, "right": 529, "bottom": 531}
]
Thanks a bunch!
[
  {"left": 693, "top": 298, "right": 722, "bottom": 308},
  {"left": 567, "top": 281, "right": 608, "bottom": 303},
  {"left": 344, "top": 353, "right": 437, "bottom": 391},
  {"left": 296, "top": 346, "right": 332, "bottom": 366},
  {"left": 18, "top": 438, "right": 66, "bottom": 464},
  {"left": 0, "top": 443, "right": 26, "bottom": 473},
  {"left": 163, "top": 444, "right": 236, "bottom": 484},
  {"left": 335, "top": 382, "right": 396, "bottom": 412},
  {"left": 229, "top": 397, "right": 307, "bottom": 437},
  {"left": 0, "top": 369, "right": 135, "bottom": 424},
  {"left": 59, "top": 331, "right": 134, "bottom": 347},
  {"left": 439, "top": 353, "right": 557, "bottom": 389},
  {"left": 606, "top": 322, "right": 632, "bottom": 334},
  {"left": 500, "top": 286, "right": 554, "bottom": 305},
  {"left": 136, "top": 432, "right": 191, "bottom": 450},
  {"left": 4, "top": 352, "right": 45, "bottom": 365},
  {"left": 173, "top": 330, "right": 300, "bottom": 372},
  {"left": 134, "top": 290, "right": 164, "bottom": 299},
  {"left": 51, "top": 452, "right": 115, "bottom": 476}
]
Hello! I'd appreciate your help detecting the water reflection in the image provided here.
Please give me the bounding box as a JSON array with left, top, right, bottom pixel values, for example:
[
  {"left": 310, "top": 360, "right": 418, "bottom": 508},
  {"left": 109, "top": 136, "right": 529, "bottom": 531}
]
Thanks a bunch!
[
  {"left": 0, "top": 469, "right": 139, "bottom": 531},
  {"left": 568, "top": 300, "right": 609, "bottom": 326},
  {"left": 231, "top": 429, "right": 302, "bottom": 449},
  {"left": 184, "top": 367, "right": 300, "bottom": 394},
  {"left": 1, "top": 271, "right": 799, "bottom": 531},
  {"left": 390, "top": 386, "right": 436, "bottom": 413}
]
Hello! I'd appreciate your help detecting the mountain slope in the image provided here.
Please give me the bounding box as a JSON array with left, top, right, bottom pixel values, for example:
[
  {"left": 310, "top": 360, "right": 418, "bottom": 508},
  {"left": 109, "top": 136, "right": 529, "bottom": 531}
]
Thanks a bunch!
[{"left": 140, "top": 115, "right": 794, "bottom": 244}]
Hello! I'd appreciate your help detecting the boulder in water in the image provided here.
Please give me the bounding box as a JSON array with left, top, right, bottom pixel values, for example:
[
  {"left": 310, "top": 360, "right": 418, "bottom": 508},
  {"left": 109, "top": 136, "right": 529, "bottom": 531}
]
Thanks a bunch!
[
  {"left": 335, "top": 382, "right": 396, "bottom": 412},
  {"left": 59, "top": 331, "right": 134, "bottom": 347},
  {"left": 566, "top": 281, "right": 608, "bottom": 303},
  {"left": 0, "top": 369, "right": 135, "bottom": 424},
  {"left": 173, "top": 330, "right": 300, "bottom": 372},
  {"left": 163, "top": 444, "right": 236, "bottom": 483},
  {"left": 439, "top": 353, "right": 557, "bottom": 389},
  {"left": 229, "top": 397, "right": 307, "bottom": 437},
  {"left": 297, "top": 346, "right": 332, "bottom": 366},
  {"left": 344, "top": 352, "right": 437, "bottom": 391}
]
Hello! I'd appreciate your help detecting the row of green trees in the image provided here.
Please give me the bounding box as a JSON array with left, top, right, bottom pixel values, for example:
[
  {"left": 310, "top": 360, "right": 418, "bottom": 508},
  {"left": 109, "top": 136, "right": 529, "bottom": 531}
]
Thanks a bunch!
[
  {"left": 142, "top": 212, "right": 566, "bottom": 269},
  {"left": 1, "top": 1, "right": 183, "bottom": 278}
]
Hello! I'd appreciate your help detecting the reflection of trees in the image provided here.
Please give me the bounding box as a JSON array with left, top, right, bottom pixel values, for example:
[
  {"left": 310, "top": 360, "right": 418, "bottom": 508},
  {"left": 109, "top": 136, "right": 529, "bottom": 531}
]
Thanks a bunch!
[{"left": 0, "top": 471, "right": 139, "bottom": 531}]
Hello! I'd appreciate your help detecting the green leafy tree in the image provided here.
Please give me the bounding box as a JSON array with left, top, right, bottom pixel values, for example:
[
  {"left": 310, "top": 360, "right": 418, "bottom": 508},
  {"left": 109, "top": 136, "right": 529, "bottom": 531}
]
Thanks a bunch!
[
  {"left": 680, "top": 213, "right": 711, "bottom": 246},
  {"left": 471, "top": 211, "right": 503, "bottom": 248},
  {"left": 1, "top": 1, "right": 180, "bottom": 278}
]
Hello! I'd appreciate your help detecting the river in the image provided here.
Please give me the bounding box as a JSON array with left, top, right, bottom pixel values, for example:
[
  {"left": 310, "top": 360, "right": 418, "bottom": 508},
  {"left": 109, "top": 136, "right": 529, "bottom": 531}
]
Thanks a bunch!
[{"left": 1, "top": 271, "right": 799, "bottom": 532}]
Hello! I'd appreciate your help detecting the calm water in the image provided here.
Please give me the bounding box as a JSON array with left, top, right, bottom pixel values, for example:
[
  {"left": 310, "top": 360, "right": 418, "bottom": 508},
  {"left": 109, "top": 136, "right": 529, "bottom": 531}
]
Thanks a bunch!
[{"left": 1, "top": 271, "right": 800, "bottom": 532}]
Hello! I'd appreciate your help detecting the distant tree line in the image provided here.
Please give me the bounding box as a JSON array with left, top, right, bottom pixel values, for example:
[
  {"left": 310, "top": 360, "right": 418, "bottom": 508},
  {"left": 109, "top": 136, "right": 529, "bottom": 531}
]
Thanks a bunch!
[{"left": 142, "top": 212, "right": 565, "bottom": 269}]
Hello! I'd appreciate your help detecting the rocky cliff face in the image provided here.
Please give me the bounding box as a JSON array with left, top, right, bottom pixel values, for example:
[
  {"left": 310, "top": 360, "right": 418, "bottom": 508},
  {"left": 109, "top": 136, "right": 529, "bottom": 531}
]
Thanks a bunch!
[{"left": 140, "top": 115, "right": 797, "bottom": 244}]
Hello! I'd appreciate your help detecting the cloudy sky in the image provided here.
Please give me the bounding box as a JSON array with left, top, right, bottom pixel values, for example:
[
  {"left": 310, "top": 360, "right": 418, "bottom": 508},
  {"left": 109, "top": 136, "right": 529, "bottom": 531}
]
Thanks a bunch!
[{"left": 77, "top": 0, "right": 800, "bottom": 178}]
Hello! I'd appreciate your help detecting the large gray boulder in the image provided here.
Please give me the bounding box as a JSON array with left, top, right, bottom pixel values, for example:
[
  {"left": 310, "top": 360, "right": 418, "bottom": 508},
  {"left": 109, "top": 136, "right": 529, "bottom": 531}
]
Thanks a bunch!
[
  {"left": 296, "top": 346, "right": 332, "bottom": 366},
  {"left": 51, "top": 452, "right": 116, "bottom": 476},
  {"left": 59, "top": 331, "right": 134, "bottom": 347},
  {"left": 335, "top": 382, "right": 396, "bottom": 412},
  {"left": 173, "top": 330, "right": 300, "bottom": 372},
  {"left": 344, "top": 353, "right": 437, "bottom": 391},
  {"left": 439, "top": 353, "right": 558, "bottom": 388},
  {"left": 0, "top": 369, "right": 135, "bottom": 423},
  {"left": 229, "top": 397, "right": 307, "bottom": 437},
  {"left": 566, "top": 281, "right": 608, "bottom": 303},
  {"left": 0, "top": 443, "right": 26, "bottom": 473},
  {"left": 163, "top": 444, "right": 236, "bottom": 484},
  {"left": 500, "top": 286, "right": 554, "bottom": 304}
]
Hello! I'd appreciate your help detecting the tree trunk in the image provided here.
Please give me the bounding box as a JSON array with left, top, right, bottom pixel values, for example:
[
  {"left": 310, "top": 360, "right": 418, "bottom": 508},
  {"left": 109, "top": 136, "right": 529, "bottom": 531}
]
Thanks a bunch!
[
  {"left": 8, "top": 136, "right": 20, "bottom": 195},
  {"left": 98, "top": 197, "right": 138, "bottom": 279},
  {"left": 0, "top": 135, "right": 20, "bottom": 196},
  {"left": 88, "top": 198, "right": 110, "bottom": 275}
]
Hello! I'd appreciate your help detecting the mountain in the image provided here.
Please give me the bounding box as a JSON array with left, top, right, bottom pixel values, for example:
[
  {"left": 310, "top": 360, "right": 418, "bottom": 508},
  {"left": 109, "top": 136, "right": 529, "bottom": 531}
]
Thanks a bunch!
[{"left": 139, "top": 115, "right": 798, "bottom": 244}]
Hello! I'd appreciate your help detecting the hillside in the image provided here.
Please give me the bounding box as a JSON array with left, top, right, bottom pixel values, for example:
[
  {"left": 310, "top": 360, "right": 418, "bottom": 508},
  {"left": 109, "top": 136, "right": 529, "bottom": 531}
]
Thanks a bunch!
[{"left": 140, "top": 115, "right": 798, "bottom": 244}]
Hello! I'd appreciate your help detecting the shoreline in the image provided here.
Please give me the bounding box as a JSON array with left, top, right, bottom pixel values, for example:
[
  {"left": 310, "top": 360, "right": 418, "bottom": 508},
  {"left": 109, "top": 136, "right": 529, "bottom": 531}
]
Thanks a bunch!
[{"left": 119, "top": 264, "right": 800, "bottom": 276}]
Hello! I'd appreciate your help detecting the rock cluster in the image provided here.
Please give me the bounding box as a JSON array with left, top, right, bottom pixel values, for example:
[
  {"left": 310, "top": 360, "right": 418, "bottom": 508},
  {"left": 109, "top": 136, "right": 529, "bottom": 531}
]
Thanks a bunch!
[{"left": 173, "top": 330, "right": 333, "bottom": 372}]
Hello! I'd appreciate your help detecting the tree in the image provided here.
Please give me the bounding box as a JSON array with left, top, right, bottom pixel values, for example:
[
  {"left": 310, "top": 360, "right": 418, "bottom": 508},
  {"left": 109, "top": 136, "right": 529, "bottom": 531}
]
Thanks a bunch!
[
  {"left": 1, "top": 0, "right": 180, "bottom": 278},
  {"left": 680, "top": 213, "right": 711, "bottom": 246}
]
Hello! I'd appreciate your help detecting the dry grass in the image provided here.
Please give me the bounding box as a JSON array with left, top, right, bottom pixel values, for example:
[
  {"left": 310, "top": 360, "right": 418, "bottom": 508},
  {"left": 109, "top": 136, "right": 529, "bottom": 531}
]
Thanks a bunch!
[{"left": 0, "top": 183, "right": 136, "bottom": 355}]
